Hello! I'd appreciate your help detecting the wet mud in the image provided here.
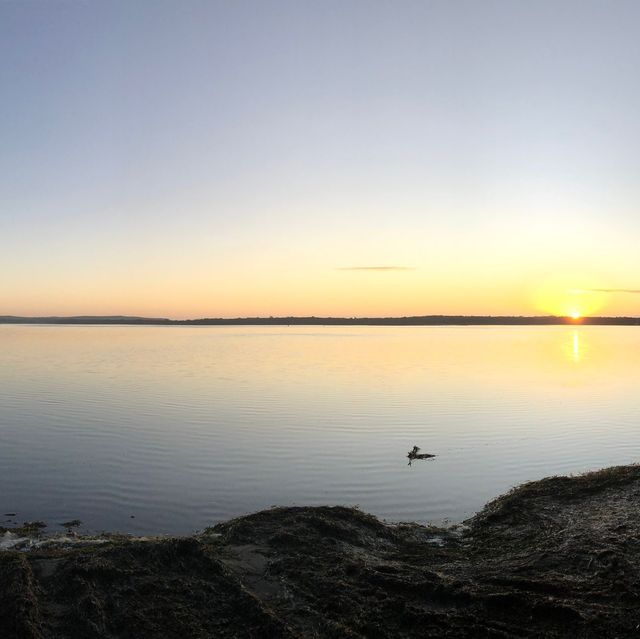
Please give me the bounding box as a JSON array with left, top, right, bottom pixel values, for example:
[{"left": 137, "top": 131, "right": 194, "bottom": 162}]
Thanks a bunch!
[{"left": 3, "top": 464, "right": 640, "bottom": 638}]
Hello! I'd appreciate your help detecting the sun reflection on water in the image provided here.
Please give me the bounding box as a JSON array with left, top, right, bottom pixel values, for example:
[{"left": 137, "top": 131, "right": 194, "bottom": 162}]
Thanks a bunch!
[{"left": 572, "top": 331, "right": 580, "bottom": 363}]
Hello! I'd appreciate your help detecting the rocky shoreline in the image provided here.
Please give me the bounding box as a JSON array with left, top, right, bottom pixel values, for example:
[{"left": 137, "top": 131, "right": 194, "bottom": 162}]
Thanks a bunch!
[{"left": 3, "top": 465, "right": 640, "bottom": 638}]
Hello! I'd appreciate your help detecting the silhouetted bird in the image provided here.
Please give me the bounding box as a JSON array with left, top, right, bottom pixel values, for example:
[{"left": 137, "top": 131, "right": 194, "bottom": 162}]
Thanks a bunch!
[{"left": 407, "top": 445, "right": 436, "bottom": 465}]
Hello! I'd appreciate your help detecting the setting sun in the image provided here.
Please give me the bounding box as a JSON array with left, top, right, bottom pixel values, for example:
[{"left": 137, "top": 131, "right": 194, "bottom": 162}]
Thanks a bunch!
[{"left": 532, "top": 274, "right": 609, "bottom": 318}]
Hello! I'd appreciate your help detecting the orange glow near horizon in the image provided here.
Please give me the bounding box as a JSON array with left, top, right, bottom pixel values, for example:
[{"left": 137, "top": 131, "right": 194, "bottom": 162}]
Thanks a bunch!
[
  {"left": 3, "top": 258, "right": 638, "bottom": 319},
  {"left": 531, "top": 274, "right": 610, "bottom": 319}
]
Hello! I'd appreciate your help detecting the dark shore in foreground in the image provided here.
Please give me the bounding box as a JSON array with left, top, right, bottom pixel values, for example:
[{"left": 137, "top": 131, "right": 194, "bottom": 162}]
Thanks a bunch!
[
  {"left": 2, "top": 314, "right": 640, "bottom": 326},
  {"left": 3, "top": 466, "right": 640, "bottom": 638}
]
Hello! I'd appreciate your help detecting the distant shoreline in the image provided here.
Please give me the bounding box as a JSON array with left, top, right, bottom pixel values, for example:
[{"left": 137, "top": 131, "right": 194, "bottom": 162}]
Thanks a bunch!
[{"left": 1, "top": 315, "right": 639, "bottom": 326}]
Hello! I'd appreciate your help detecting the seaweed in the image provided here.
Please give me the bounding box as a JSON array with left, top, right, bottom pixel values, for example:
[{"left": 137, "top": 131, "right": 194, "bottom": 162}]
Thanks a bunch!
[{"left": 3, "top": 465, "right": 640, "bottom": 637}]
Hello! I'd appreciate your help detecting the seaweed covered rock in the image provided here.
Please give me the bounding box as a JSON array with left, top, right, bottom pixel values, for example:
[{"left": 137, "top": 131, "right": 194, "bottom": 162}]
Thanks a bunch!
[{"left": 3, "top": 466, "right": 640, "bottom": 637}]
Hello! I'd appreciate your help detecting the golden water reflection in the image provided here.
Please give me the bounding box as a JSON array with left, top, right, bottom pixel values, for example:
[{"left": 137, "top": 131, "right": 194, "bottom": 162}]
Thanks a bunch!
[
  {"left": 572, "top": 331, "right": 580, "bottom": 363},
  {"left": 0, "top": 324, "right": 634, "bottom": 399}
]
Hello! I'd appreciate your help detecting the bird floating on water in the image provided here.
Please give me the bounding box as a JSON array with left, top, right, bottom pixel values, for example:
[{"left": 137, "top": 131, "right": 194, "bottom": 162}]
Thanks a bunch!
[{"left": 407, "top": 445, "right": 436, "bottom": 465}]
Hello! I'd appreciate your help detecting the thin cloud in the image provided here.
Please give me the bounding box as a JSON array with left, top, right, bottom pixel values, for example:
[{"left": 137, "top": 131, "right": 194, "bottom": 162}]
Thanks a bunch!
[
  {"left": 574, "top": 288, "right": 640, "bottom": 294},
  {"left": 336, "top": 266, "right": 416, "bottom": 271}
]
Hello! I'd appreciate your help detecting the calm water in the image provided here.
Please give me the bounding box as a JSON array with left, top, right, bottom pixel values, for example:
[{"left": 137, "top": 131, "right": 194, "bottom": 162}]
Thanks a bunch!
[{"left": 1, "top": 325, "right": 639, "bottom": 535}]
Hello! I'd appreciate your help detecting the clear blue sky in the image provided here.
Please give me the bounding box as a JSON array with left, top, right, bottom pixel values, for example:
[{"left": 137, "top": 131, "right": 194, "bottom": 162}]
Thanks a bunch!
[{"left": 2, "top": 0, "right": 640, "bottom": 317}]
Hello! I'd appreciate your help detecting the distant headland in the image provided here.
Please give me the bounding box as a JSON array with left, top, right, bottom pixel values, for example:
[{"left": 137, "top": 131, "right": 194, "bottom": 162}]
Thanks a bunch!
[{"left": 1, "top": 315, "right": 639, "bottom": 326}]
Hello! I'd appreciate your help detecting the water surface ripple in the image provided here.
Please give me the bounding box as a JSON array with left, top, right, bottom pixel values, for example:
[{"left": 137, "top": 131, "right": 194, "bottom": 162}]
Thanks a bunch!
[{"left": 1, "top": 325, "right": 638, "bottom": 534}]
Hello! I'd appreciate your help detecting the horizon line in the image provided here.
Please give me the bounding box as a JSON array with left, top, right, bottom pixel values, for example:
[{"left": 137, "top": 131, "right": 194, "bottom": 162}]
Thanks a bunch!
[{"left": 1, "top": 313, "right": 640, "bottom": 326}]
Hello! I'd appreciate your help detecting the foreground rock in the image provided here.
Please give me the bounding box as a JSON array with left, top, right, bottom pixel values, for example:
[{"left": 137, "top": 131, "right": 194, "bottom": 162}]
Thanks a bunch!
[{"left": 3, "top": 465, "right": 640, "bottom": 638}]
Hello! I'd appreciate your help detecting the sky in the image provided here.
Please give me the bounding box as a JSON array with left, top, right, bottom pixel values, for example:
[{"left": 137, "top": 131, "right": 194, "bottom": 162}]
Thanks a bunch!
[{"left": 2, "top": 0, "right": 640, "bottom": 319}]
